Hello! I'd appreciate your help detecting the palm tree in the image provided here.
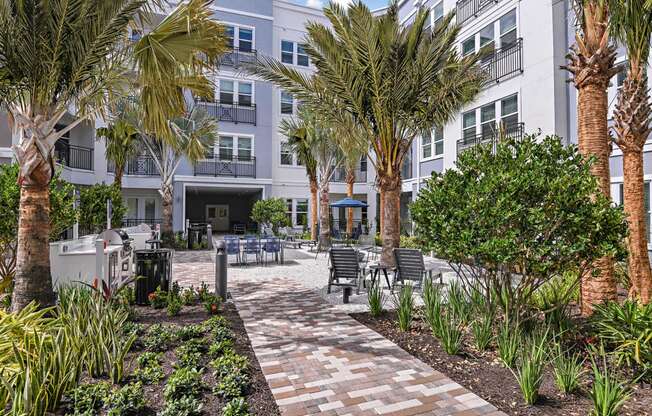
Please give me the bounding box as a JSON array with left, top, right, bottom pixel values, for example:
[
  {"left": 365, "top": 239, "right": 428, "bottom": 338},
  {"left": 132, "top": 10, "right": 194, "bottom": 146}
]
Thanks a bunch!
[
  {"left": 130, "top": 106, "right": 217, "bottom": 240},
  {"left": 564, "top": 0, "right": 620, "bottom": 314},
  {"left": 333, "top": 120, "right": 367, "bottom": 235},
  {"left": 250, "top": 2, "right": 484, "bottom": 264},
  {"left": 279, "top": 107, "right": 341, "bottom": 247},
  {"left": 279, "top": 117, "right": 319, "bottom": 241},
  {"left": 0, "top": 0, "right": 224, "bottom": 311},
  {"left": 609, "top": 0, "right": 652, "bottom": 304},
  {"left": 97, "top": 119, "right": 141, "bottom": 189}
]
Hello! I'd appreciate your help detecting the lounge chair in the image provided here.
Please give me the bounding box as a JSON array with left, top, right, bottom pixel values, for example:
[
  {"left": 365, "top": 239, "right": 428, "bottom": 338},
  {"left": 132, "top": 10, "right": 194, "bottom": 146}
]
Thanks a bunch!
[
  {"left": 328, "top": 248, "right": 366, "bottom": 295},
  {"left": 393, "top": 248, "right": 441, "bottom": 292}
]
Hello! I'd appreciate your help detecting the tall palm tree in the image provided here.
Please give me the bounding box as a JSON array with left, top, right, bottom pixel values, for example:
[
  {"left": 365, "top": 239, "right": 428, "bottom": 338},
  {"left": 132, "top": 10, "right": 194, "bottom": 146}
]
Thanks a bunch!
[
  {"left": 130, "top": 106, "right": 217, "bottom": 240},
  {"left": 250, "top": 2, "right": 484, "bottom": 264},
  {"left": 609, "top": 0, "right": 652, "bottom": 304},
  {"left": 97, "top": 120, "right": 141, "bottom": 190},
  {"left": 279, "top": 116, "right": 319, "bottom": 241},
  {"left": 0, "top": 0, "right": 224, "bottom": 311},
  {"left": 334, "top": 119, "right": 367, "bottom": 235},
  {"left": 564, "top": 0, "right": 620, "bottom": 314}
]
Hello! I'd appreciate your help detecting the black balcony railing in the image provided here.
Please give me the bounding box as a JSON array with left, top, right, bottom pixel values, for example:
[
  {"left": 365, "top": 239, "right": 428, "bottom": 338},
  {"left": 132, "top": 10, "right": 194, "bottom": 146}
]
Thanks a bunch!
[
  {"left": 219, "top": 48, "right": 258, "bottom": 68},
  {"left": 108, "top": 156, "right": 160, "bottom": 176},
  {"left": 331, "top": 167, "right": 367, "bottom": 183},
  {"left": 122, "top": 218, "right": 162, "bottom": 228},
  {"left": 457, "top": 0, "right": 499, "bottom": 24},
  {"left": 456, "top": 122, "right": 525, "bottom": 154},
  {"left": 481, "top": 39, "right": 523, "bottom": 85},
  {"left": 194, "top": 156, "right": 256, "bottom": 178},
  {"left": 197, "top": 101, "right": 256, "bottom": 125},
  {"left": 54, "top": 141, "right": 94, "bottom": 171}
]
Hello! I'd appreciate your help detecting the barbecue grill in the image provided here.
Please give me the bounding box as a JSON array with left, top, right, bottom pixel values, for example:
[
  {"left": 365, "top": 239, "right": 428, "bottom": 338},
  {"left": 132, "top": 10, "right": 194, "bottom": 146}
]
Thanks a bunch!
[{"left": 98, "top": 229, "right": 134, "bottom": 280}]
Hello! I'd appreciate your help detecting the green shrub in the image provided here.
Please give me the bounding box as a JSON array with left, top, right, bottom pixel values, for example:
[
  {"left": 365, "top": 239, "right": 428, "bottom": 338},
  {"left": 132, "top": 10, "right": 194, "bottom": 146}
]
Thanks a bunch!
[
  {"left": 149, "top": 286, "right": 168, "bottom": 309},
  {"left": 590, "top": 346, "right": 632, "bottom": 416},
  {"left": 222, "top": 397, "right": 250, "bottom": 416},
  {"left": 551, "top": 342, "right": 585, "bottom": 394},
  {"left": 532, "top": 273, "right": 577, "bottom": 331},
  {"left": 181, "top": 287, "right": 197, "bottom": 306},
  {"left": 133, "top": 364, "right": 165, "bottom": 385},
  {"left": 203, "top": 315, "right": 229, "bottom": 331},
  {"left": 497, "top": 321, "right": 521, "bottom": 368},
  {"left": 367, "top": 280, "right": 385, "bottom": 317},
  {"left": 209, "top": 339, "right": 235, "bottom": 359},
  {"left": 394, "top": 284, "right": 414, "bottom": 332},
  {"left": 203, "top": 294, "right": 222, "bottom": 315},
  {"left": 136, "top": 352, "right": 161, "bottom": 368},
  {"left": 211, "top": 351, "right": 250, "bottom": 380},
  {"left": 144, "top": 324, "right": 177, "bottom": 352},
  {"left": 411, "top": 135, "right": 628, "bottom": 322},
  {"left": 214, "top": 372, "right": 250, "bottom": 399},
  {"left": 167, "top": 297, "right": 183, "bottom": 317},
  {"left": 176, "top": 324, "right": 205, "bottom": 341},
  {"left": 592, "top": 301, "right": 652, "bottom": 380},
  {"left": 159, "top": 396, "right": 203, "bottom": 416},
  {"left": 211, "top": 325, "right": 233, "bottom": 343},
  {"left": 175, "top": 339, "right": 208, "bottom": 369},
  {"left": 470, "top": 312, "right": 494, "bottom": 352},
  {"left": 439, "top": 309, "right": 463, "bottom": 355},
  {"left": 251, "top": 198, "right": 291, "bottom": 233},
  {"left": 164, "top": 367, "right": 204, "bottom": 401},
  {"left": 399, "top": 235, "right": 421, "bottom": 249},
  {"left": 106, "top": 382, "right": 146, "bottom": 416},
  {"left": 79, "top": 183, "right": 126, "bottom": 233},
  {"left": 68, "top": 382, "right": 112, "bottom": 415},
  {"left": 447, "top": 281, "right": 471, "bottom": 324},
  {"left": 511, "top": 332, "right": 548, "bottom": 405},
  {"left": 422, "top": 278, "right": 444, "bottom": 338}
]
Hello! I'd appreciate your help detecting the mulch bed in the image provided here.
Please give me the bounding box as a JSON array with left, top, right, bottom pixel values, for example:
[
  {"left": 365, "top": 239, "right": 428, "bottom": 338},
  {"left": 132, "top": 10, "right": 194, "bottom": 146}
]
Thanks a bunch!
[{"left": 351, "top": 310, "right": 651, "bottom": 416}]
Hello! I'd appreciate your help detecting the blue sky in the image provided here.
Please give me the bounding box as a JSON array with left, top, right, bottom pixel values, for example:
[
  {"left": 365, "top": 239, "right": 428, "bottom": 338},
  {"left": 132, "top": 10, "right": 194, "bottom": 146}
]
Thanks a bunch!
[{"left": 293, "top": 0, "right": 388, "bottom": 11}]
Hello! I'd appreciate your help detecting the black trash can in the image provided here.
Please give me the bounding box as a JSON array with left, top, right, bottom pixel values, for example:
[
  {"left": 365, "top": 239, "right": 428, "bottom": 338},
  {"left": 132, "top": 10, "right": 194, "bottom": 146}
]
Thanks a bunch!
[{"left": 134, "top": 249, "right": 173, "bottom": 305}]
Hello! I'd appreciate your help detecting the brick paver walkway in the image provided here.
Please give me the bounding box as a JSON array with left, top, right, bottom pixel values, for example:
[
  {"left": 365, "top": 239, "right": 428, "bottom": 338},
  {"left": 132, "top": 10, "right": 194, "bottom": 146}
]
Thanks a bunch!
[{"left": 172, "top": 252, "right": 505, "bottom": 416}]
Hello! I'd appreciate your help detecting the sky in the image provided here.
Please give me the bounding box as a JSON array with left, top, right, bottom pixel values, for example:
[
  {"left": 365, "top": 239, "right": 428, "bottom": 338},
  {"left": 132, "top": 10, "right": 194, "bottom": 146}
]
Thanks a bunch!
[{"left": 294, "top": 0, "right": 388, "bottom": 11}]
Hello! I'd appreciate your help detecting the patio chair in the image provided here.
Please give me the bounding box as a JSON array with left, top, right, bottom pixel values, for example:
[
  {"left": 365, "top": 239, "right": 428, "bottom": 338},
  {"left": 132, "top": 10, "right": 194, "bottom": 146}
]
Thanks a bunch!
[
  {"left": 262, "top": 237, "right": 281, "bottom": 265},
  {"left": 232, "top": 223, "right": 245, "bottom": 235},
  {"left": 393, "top": 248, "right": 440, "bottom": 292},
  {"left": 223, "top": 236, "right": 241, "bottom": 265},
  {"left": 328, "top": 248, "right": 366, "bottom": 295},
  {"left": 242, "top": 236, "right": 261, "bottom": 265}
]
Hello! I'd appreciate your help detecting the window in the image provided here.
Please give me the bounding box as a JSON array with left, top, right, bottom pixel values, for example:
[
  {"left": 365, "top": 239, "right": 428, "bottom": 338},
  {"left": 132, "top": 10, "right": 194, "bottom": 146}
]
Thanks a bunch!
[
  {"left": 422, "top": 127, "right": 444, "bottom": 159},
  {"left": 462, "top": 111, "right": 476, "bottom": 140},
  {"left": 239, "top": 28, "right": 253, "bottom": 52},
  {"left": 433, "top": 126, "right": 444, "bottom": 156},
  {"left": 281, "top": 41, "right": 294, "bottom": 64},
  {"left": 297, "top": 44, "right": 309, "bottom": 67},
  {"left": 127, "top": 198, "right": 138, "bottom": 218},
  {"left": 238, "top": 82, "right": 252, "bottom": 106},
  {"left": 224, "top": 25, "right": 235, "bottom": 49},
  {"left": 238, "top": 137, "right": 252, "bottom": 160},
  {"left": 432, "top": 1, "right": 444, "bottom": 27},
  {"left": 145, "top": 199, "right": 156, "bottom": 220},
  {"left": 421, "top": 133, "right": 432, "bottom": 159},
  {"left": 281, "top": 91, "right": 294, "bottom": 114},
  {"left": 501, "top": 94, "right": 519, "bottom": 129},
  {"left": 296, "top": 199, "right": 308, "bottom": 226},
  {"left": 130, "top": 29, "right": 142, "bottom": 41},
  {"left": 481, "top": 103, "right": 496, "bottom": 138},
  {"left": 360, "top": 156, "right": 367, "bottom": 172},
  {"left": 286, "top": 199, "right": 293, "bottom": 223},
  {"left": 499, "top": 10, "right": 517, "bottom": 48},
  {"left": 479, "top": 23, "right": 495, "bottom": 62},
  {"left": 616, "top": 64, "right": 627, "bottom": 88},
  {"left": 218, "top": 136, "right": 234, "bottom": 160},
  {"left": 462, "top": 36, "right": 476, "bottom": 56},
  {"left": 280, "top": 142, "right": 293, "bottom": 165},
  {"left": 219, "top": 80, "right": 234, "bottom": 104}
]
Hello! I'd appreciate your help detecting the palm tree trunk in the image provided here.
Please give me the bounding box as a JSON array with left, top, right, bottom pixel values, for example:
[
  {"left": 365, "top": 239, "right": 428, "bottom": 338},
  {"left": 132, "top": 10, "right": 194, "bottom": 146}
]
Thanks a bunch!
[
  {"left": 161, "top": 184, "right": 174, "bottom": 239},
  {"left": 622, "top": 150, "right": 652, "bottom": 303},
  {"left": 12, "top": 178, "right": 55, "bottom": 311},
  {"left": 577, "top": 82, "right": 616, "bottom": 314},
  {"left": 114, "top": 165, "right": 124, "bottom": 190},
  {"left": 379, "top": 189, "right": 384, "bottom": 236},
  {"left": 318, "top": 181, "right": 330, "bottom": 248},
  {"left": 346, "top": 169, "right": 354, "bottom": 235},
  {"left": 379, "top": 173, "right": 401, "bottom": 266},
  {"left": 310, "top": 179, "right": 318, "bottom": 241}
]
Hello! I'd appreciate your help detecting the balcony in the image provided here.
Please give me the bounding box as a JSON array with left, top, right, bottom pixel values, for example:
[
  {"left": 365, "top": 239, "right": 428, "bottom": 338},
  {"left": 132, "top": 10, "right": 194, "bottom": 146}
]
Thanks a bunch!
[
  {"left": 194, "top": 156, "right": 256, "bottom": 178},
  {"left": 108, "top": 156, "right": 160, "bottom": 176},
  {"left": 457, "top": 0, "right": 499, "bottom": 25},
  {"left": 54, "top": 141, "right": 93, "bottom": 171},
  {"left": 481, "top": 39, "right": 523, "bottom": 85},
  {"left": 456, "top": 122, "right": 525, "bottom": 154},
  {"left": 331, "top": 167, "right": 367, "bottom": 183},
  {"left": 196, "top": 101, "right": 256, "bottom": 125},
  {"left": 219, "top": 48, "right": 258, "bottom": 68}
]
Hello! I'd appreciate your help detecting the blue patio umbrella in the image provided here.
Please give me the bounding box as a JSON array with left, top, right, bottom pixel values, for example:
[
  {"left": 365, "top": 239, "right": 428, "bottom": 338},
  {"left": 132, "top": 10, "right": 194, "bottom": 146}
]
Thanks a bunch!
[{"left": 330, "top": 197, "right": 368, "bottom": 208}]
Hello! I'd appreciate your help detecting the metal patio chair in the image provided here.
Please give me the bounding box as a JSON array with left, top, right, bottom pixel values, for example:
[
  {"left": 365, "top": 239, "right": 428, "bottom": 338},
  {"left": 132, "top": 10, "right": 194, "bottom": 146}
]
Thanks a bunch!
[
  {"left": 223, "top": 235, "right": 241, "bottom": 265},
  {"left": 328, "top": 248, "right": 366, "bottom": 295},
  {"left": 242, "top": 236, "right": 261, "bottom": 265},
  {"left": 262, "top": 237, "right": 281, "bottom": 265},
  {"left": 393, "top": 248, "right": 441, "bottom": 292}
]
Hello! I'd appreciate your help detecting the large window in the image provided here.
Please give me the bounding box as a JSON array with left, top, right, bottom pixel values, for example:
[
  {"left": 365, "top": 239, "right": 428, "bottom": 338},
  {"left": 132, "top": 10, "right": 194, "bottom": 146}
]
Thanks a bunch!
[
  {"left": 462, "top": 37, "right": 476, "bottom": 56},
  {"left": 421, "top": 127, "right": 444, "bottom": 159},
  {"left": 481, "top": 103, "right": 496, "bottom": 138},
  {"left": 238, "top": 83, "right": 252, "bottom": 106},
  {"left": 297, "top": 44, "right": 309, "bottom": 67},
  {"left": 286, "top": 199, "right": 293, "bottom": 223},
  {"left": 501, "top": 94, "right": 519, "bottom": 128},
  {"left": 145, "top": 199, "right": 156, "bottom": 220},
  {"left": 281, "top": 91, "right": 294, "bottom": 115},
  {"left": 280, "top": 142, "right": 294, "bottom": 165},
  {"left": 281, "top": 40, "right": 294, "bottom": 64},
  {"left": 462, "top": 111, "right": 477, "bottom": 140},
  {"left": 224, "top": 25, "right": 254, "bottom": 51},
  {"left": 296, "top": 199, "right": 308, "bottom": 226},
  {"left": 432, "top": 1, "right": 444, "bottom": 27},
  {"left": 499, "top": 10, "right": 517, "bottom": 48},
  {"left": 224, "top": 25, "right": 235, "bottom": 49},
  {"left": 127, "top": 198, "right": 138, "bottom": 219},
  {"left": 461, "top": 94, "right": 519, "bottom": 140},
  {"left": 214, "top": 135, "right": 253, "bottom": 161},
  {"left": 219, "top": 80, "right": 234, "bottom": 104},
  {"left": 218, "top": 79, "right": 253, "bottom": 105}
]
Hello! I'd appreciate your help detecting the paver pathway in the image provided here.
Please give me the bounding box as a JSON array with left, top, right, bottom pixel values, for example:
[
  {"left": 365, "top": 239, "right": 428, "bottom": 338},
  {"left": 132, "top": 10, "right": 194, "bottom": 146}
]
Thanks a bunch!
[
  {"left": 172, "top": 252, "right": 505, "bottom": 416},
  {"left": 233, "top": 279, "right": 505, "bottom": 416}
]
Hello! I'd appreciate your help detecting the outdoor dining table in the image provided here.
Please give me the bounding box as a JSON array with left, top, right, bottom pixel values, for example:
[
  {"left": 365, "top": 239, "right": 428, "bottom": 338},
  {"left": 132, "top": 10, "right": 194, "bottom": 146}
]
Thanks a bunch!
[{"left": 368, "top": 261, "right": 441, "bottom": 290}]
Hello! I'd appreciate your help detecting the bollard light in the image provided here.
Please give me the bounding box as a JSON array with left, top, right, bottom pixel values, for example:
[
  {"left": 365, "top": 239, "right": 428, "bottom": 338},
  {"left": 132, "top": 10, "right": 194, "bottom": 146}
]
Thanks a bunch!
[{"left": 215, "top": 240, "right": 227, "bottom": 301}]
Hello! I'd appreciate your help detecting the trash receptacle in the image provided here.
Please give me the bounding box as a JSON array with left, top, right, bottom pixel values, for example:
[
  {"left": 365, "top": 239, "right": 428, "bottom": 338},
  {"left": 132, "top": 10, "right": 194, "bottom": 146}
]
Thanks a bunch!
[{"left": 134, "top": 249, "right": 173, "bottom": 305}]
